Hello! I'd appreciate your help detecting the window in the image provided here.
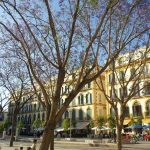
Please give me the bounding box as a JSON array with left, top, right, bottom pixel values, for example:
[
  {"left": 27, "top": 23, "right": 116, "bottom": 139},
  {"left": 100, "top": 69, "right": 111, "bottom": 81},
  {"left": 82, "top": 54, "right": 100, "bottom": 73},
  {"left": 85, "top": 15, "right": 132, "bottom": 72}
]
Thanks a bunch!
[
  {"left": 110, "top": 89, "right": 118, "bottom": 99},
  {"left": 72, "top": 99, "right": 76, "bottom": 106},
  {"left": 78, "top": 94, "right": 84, "bottom": 105},
  {"left": 119, "top": 71, "right": 125, "bottom": 81},
  {"left": 130, "top": 68, "right": 136, "bottom": 79},
  {"left": 134, "top": 84, "right": 140, "bottom": 97},
  {"left": 109, "top": 74, "right": 113, "bottom": 84},
  {"left": 72, "top": 109, "right": 76, "bottom": 121},
  {"left": 146, "top": 101, "right": 150, "bottom": 116},
  {"left": 64, "top": 85, "right": 70, "bottom": 94},
  {"left": 64, "top": 111, "right": 69, "bottom": 119},
  {"left": 33, "top": 114, "right": 36, "bottom": 120},
  {"left": 144, "top": 64, "right": 150, "bottom": 76},
  {"left": 144, "top": 83, "right": 150, "bottom": 95},
  {"left": 87, "top": 108, "right": 92, "bottom": 120},
  {"left": 79, "top": 109, "right": 83, "bottom": 120},
  {"left": 87, "top": 83, "right": 91, "bottom": 88},
  {"left": 59, "top": 99, "right": 64, "bottom": 108},
  {"left": 124, "top": 106, "right": 129, "bottom": 117},
  {"left": 34, "top": 104, "right": 36, "bottom": 111},
  {"left": 23, "top": 97, "right": 25, "bottom": 102},
  {"left": 86, "top": 93, "right": 92, "bottom": 104},
  {"left": 132, "top": 102, "right": 142, "bottom": 117},
  {"left": 38, "top": 113, "right": 40, "bottom": 119},
  {"left": 119, "top": 87, "right": 127, "bottom": 98},
  {"left": 110, "top": 107, "right": 115, "bottom": 117}
]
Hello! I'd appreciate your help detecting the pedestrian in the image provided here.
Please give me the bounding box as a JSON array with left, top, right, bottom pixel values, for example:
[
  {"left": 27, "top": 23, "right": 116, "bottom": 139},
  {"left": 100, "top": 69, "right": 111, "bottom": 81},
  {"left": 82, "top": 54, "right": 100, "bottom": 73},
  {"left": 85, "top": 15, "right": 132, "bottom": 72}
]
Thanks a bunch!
[
  {"left": 30, "top": 139, "right": 37, "bottom": 150},
  {"left": 20, "top": 147, "right": 23, "bottom": 150},
  {"left": 27, "top": 147, "right": 32, "bottom": 150},
  {"left": 99, "top": 131, "right": 103, "bottom": 143},
  {"left": 113, "top": 131, "right": 116, "bottom": 143}
]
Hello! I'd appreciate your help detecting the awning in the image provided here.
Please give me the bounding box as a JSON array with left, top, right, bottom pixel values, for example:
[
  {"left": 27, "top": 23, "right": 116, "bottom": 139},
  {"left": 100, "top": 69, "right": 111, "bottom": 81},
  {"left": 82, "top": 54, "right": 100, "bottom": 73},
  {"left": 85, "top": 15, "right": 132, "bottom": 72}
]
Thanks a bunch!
[
  {"left": 143, "top": 125, "right": 150, "bottom": 129},
  {"left": 125, "top": 124, "right": 142, "bottom": 129},
  {"left": 71, "top": 122, "right": 89, "bottom": 129},
  {"left": 92, "top": 126, "right": 111, "bottom": 130},
  {"left": 55, "top": 127, "right": 64, "bottom": 132}
]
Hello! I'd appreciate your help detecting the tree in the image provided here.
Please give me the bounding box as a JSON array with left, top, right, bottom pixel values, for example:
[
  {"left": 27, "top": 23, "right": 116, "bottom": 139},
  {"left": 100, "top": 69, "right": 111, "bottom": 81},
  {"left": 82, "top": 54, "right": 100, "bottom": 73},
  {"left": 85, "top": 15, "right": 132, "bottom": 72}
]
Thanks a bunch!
[
  {"left": 0, "top": 57, "right": 33, "bottom": 146},
  {"left": 136, "top": 116, "right": 142, "bottom": 125},
  {"left": 17, "top": 120, "right": 24, "bottom": 132},
  {"left": 0, "top": 0, "right": 149, "bottom": 150},
  {"left": 32, "top": 119, "right": 43, "bottom": 129},
  {"left": 61, "top": 118, "right": 70, "bottom": 131},
  {"left": 0, "top": 90, "right": 10, "bottom": 113},
  {"left": 0, "top": 119, "right": 11, "bottom": 133},
  {"left": 89, "top": 120, "right": 94, "bottom": 129},
  {"left": 98, "top": 46, "right": 150, "bottom": 150},
  {"left": 128, "top": 116, "right": 136, "bottom": 126},
  {"left": 97, "top": 115, "right": 106, "bottom": 129},
  {"left": 107, "top": 115, "right": 116, "bottom": 130}
]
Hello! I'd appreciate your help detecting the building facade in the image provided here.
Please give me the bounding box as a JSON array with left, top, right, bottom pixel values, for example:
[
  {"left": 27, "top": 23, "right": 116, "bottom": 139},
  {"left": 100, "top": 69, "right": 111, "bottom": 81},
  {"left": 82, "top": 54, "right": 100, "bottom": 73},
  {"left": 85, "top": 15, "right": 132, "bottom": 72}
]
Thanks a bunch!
[
  {"left": 105, "top": 48, "right": 150, "bottom": 126},
  {"left": 8, "top": 77, "right": 107, "bottom": 132}
]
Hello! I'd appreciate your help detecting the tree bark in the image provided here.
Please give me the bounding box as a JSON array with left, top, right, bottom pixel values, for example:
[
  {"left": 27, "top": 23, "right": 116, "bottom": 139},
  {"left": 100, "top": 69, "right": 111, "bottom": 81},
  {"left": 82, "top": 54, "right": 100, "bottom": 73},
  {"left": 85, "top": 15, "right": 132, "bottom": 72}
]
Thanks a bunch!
[
  {"left": 116, "top": 124, "right": 123, "bottom": 150},
  {"left": 10, "top": 112, "right": 17, "bottom": 147},
  {"left": 39, "top": 120, "right": 55, "bottom": 150}
]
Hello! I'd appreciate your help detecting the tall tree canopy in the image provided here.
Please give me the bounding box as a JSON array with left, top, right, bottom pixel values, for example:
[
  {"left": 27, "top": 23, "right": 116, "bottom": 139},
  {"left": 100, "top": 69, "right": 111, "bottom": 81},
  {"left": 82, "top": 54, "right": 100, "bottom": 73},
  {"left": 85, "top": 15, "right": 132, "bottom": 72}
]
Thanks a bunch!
[{"left": 0, "top": 0, "right": 149, "bottom": 150}]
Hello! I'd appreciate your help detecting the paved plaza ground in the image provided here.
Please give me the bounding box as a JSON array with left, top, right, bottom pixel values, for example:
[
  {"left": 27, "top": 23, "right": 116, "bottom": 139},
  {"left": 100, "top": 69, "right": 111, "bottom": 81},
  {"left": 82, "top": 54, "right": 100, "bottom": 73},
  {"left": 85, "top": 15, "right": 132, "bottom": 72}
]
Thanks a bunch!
[{"left": 0, "top": 137, "right": 150, "bottom": 150}]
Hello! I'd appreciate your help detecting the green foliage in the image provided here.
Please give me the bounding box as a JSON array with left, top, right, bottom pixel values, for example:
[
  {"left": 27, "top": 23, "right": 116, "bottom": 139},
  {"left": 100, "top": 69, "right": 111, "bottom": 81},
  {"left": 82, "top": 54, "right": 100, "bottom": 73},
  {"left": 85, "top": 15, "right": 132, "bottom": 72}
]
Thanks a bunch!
[
  {"left": 136, "top": 116, "right": 142, "bottom": 125},
  {"left": 107, "top": 115, "right": 116, "bottom": 129},
  {"left": 61, "top": 118, "right": 70, "bottom": 131},
  {"left": 89, "top": 120, "right": 94, "bottom": 129},
  {"left": 71, "top": 120, "right": 76, "bottom": 128},
  {"left": 3, "top": 119, "right": 11, "bottom": 129},
  {"left": 128, "top": 117, "right": 136, "bottom": 125},
  {"left": 32, "top": 119, "right": 42, "bottom": 128},
  {"left": 0, "top": 122, "right": 4, "bottom": 133},
  {"left": 129, "top": 116, "right": 142, "bottom": 125},
  {"left": 0, "top": 119, "right": 11, "bottom": 132},
  {"left": 42, "top": 120, "right": 46, "bottom": 127},
  {"left": 17, "top": 121, "right": 24, "bottom": 130},
  {"left": 97, "top": 116, "right": 106, "bottom": 128}
]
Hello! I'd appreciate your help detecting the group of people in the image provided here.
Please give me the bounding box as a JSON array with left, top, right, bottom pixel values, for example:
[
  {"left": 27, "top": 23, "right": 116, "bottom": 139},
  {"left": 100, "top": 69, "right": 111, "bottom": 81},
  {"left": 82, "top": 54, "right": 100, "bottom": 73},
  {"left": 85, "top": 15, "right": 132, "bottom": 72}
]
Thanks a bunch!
[
  {"left": 98, "top": 131, "right": 117, "bottom": 143},
  {"left": 14, "top": 139, "right": 37, "bottom": 150}
]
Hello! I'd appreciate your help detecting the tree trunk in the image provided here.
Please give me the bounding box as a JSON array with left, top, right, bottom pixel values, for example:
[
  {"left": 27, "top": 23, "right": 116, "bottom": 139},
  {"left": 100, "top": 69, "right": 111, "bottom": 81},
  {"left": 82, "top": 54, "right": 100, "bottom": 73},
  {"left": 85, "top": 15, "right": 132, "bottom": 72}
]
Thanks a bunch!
[
  {"left": 39, "top": 121, "right": 55, "bottom": 150},
  {"left": 116, "top": 125, "right": 123, "bottom": 150},
  {"left": 10, "top": 112, "right": 17, "bottom": 147},
  {"left": 50, "top": 128, "right": 55, "bottom": 150}
]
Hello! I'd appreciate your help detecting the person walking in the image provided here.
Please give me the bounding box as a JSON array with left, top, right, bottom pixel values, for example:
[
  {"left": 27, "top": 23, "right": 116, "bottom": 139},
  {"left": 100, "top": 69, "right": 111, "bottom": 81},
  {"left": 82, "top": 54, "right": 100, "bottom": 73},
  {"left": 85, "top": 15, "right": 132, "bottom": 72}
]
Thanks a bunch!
[
  {"left": 31, "top": 139, "right": 37, "bottom": 150},
  {"left": 99, "top": 131, "right": 103, "bottom": 143}
]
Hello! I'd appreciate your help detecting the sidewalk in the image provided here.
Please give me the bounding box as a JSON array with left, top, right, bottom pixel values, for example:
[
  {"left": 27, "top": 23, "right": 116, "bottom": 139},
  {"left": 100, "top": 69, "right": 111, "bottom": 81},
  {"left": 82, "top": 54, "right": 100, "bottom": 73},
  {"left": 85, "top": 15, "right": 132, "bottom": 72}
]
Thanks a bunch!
[{"left": 0, "top": 137, "right": 117, "bottom": 150}]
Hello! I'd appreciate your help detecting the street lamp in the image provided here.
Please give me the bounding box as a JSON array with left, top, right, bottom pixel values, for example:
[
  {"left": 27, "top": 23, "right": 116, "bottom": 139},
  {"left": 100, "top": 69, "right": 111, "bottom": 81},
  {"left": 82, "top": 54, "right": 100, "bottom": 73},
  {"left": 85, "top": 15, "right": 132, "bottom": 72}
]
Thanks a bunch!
[{"left": 70, "top": 110, "right": 72, "bottom": 139}]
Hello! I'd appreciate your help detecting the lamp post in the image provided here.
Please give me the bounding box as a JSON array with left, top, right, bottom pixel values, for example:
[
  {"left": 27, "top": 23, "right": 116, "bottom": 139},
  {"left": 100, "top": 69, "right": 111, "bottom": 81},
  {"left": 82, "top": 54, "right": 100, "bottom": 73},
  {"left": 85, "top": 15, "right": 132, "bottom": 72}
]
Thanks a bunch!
[{"left": 70, "top": 110, "right": 72, "bottom": 139}]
